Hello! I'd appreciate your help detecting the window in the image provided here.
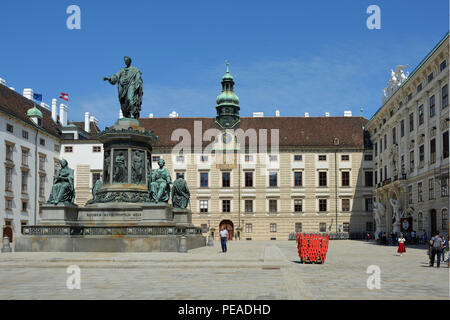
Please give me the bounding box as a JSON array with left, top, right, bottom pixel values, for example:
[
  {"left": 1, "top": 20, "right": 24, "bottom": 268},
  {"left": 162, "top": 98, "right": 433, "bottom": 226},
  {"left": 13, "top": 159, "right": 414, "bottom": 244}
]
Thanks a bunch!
[
  {"left": 39, "top": 154, "right": 46, "bottom": 171},
  {"left": 384, "top": 166, "right": 387, "bottom": 181},
  {"left": 429, "top": 178, "right": 434, "bottom": 200},
  {"left": 245, "top": 223, "right": 252, "bottom": 233},
  {"left": 342, "top": 199, "right": 350, "bottom": 212},
  {"left": 364, "top": 154, "right": 373, "bottom": 161},
  {"left": 200, "top": 200, "right": 208, "bottom": 213},
  {"left": 365, "top": 171, "right": 373, "bottom": 187},
  {"left": 341, "top": 155, "right": 349, "bottom": 161},
  {"left": 294, "top": 171, "right": 302, "bottom": 187},
  {"left": 92, "top": 172, "right": 101, "bottom": 186},
  {"left": 429, "top": 95, "right": 435, "bottom": 118},
  {"left": 392, "top": 127, "right": 396, "bottom": 144},
  {"left": 294, "top": 154, "right": 302, "bottom": 161},
  {"left": 409, "top": 113, "right": 414, "bottom": 132},
  {"left": 341, "top": 171, "right": 350, "bottom": 186},
  {"left": 430, "top": 139, "right": 436, "bottom": 164},
  {"left": 245, "top": 200, "right": 253, "bottom": 213},
  {"left": 440, "top": 60, "right": 447, "bottom": 71},
  {"left": 39, "top": 175, "right": 45, "bottom": 197},
  {"left": 442, "top": 209, "right": 448, "bottom": 231},
  {"left": 379, "top": 168, "right": 383, "bottom": 181},
  {"left": 22, "top": 130, "right": 28, "bottom": 139},
  {"left": 269, "top": 199, "right": 277, "bottom": 213},
  {"left": 244, "top": 155, "right": 253, "bottom": 162},
  {"left": 176, "top": 155, "right": 184, "bottom": 163},
  {"left": 200, "top": 155, "right": 208, "bottom": 162},
  {"left": 374, "top": 143, "right": 378, "bottom": 157},
  {"left": 408, "top": 185, "right": 413, "bottom": 204},
  {"left": 374, "top": 171, "right": 378, "bottom": 185},
  {"left": 365, "top": 198, "right": 373, "bottom": 212},
  {"left": 5, "top": 199, "right": 13, "bottom": 210},
  {"left": 269, "top": 155, "right": 278, "bottom": 162},
  {"left": 200, "top": 172, "right": 208, "bottom": 188},
  {"left": 21, "top": 201, "right": 27, "bottom": 212},
  {"left": 6, "top": 143, "right": 13, "bottom": 161},
  {"left": 442, "top": 84, "right": 448, "bottom": 108},
  {"left": 410, "top": 150, "right": 414, "bottom": 172},
  {"left": 93, "top": 146, "right": 101, "bottom": 153},
  {"left": 318, "top": 155, "right": 326, "bottom": 161},
  {"left": 21, "top": 171, "right": 28, "bottom": 193},
  {"left": 400, "top": 120, "right": 404, "bottom": 137},
  {"left": 419, "top": 145, "right": 424, "bottom": 167},
  {"left": 319, "top": 199, "right": 327, "bottom": 212},
  {"left": 441, "top": 177, "right": 449, "bottom": 197},
  {"left": 418, "top": 212, "right": 424, "bottom": 231},
  {"left": 417, "top": 83, "right": 422, "bottom": 93},
  {"left": 269, "top": 172, "right": 277, "bottom": 187},
  {"left": 5, "top": 167, "right": 13, "bottom": 191},
  {"left": 418, "top": 182, "right": 423, "bottom": 202},
  {"left": 222, "top": 172, "right": 230, "bottom": 187},
  {"left": 343, "top": 222, "right": 350, "bottom": 233},
  {"left": 319, "top": 171, "right": 327, "bottom": 187},
  {"left": 443, "top": 131, "right": 449, "bottom": 159},
  {"left": 39, "top": 138, "right": 45, "bottom": 146},
  {"left": 21, "top": 150, "right": 29, "bottom": 166},
  {"left": 428, "top": 72, "right": 434, "bottom": 83},
  {"left": 222, "top": 200, "right": 231, "bottom": 213},
  {"left": 418, "top": 105, "right": 424, "bottom": 126},
  {"left": 54, "top": 144, "right": 60, "bottom": 152},
  {"left": 270, "top": 223, "right": 277, "bottom": 233},
  {"left": 295, "top": 223, "right": 302, "bottom": 233},
  {"left": 6, "top": 124, "right": 13, "bottom": 133},
  {"left": 294, "top": 199, "right": 303, "bottom": 212},
  {"left": 245, "top": 171, "right": 253, "bottom": 187},
  {"left": 152, "top": 156, "right": 160, "bottom": 162},
  {"left": 64, "top": 146, "right": 73, "bottom": 153},
  {"left": 319, "top": 223, "right": 326, "bottom": 232},
  {"left": 384, "top": 135, "right": 387, "bottom": 150}
]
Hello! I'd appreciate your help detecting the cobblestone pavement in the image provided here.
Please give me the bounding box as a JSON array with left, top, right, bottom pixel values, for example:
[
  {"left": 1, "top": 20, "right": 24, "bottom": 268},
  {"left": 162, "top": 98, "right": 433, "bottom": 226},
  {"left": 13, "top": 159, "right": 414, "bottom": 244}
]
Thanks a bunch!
[{"left": 0, "top": 240, "right": 448, "bottom": 300}]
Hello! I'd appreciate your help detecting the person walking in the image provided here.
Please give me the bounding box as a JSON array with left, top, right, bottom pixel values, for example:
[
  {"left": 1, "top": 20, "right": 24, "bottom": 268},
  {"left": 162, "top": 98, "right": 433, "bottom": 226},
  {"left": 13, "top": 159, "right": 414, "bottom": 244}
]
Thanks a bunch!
[
  {"left": 397, "top": 234, "right": 406, "bottom": 256},
  {"left": 441, "top": 235, "right": 447, "bottom": 262},
  {"left": 219, "top": 226, "right": 228, "bottom": 253},
  {"left": 429, "top": 232, "right": 443, "bottom": 267}
]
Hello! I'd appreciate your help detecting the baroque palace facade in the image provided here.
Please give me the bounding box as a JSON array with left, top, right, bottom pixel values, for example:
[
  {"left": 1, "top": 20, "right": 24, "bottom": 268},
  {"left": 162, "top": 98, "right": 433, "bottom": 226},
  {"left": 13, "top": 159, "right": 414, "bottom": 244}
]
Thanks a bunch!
[{"left": 365, "top": 33, "right": 449, "bottom": 238}]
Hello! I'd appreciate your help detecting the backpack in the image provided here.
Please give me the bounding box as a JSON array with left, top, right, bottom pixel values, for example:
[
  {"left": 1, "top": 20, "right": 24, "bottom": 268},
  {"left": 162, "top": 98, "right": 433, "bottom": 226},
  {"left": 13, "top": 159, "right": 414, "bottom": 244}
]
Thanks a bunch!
[{"left": 432, "top": 237, "right": 441, "bottom": 248}]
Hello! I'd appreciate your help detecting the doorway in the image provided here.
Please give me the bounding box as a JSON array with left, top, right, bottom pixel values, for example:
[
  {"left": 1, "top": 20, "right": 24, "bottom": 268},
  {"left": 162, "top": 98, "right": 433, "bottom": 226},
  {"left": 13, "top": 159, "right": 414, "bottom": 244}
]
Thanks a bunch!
[
  {"left": 3, "top": 226, "right": 13, "bottom": 243},
  {"left": 219, "top": 220, "right": 234, "bottom": 240}
]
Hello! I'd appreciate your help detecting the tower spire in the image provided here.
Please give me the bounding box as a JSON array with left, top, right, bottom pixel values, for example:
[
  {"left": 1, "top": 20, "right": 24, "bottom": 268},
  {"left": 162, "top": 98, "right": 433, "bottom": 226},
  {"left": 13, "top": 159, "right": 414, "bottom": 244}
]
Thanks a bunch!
[{"left": 215, "top": 61, "right": 240, "bottom": 129}]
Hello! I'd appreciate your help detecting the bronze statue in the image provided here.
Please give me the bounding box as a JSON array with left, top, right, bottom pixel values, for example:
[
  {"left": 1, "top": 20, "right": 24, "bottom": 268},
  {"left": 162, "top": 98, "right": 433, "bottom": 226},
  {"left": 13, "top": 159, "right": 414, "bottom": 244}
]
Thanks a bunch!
[
  {"left": 172, "top": 177, "right": 190, "bottom": 209},
  {"left": 131, "top": 150, "right": 145, "bottom": 184},
  {"left": 103, "top": 56, "right": 143, "bottom": 119},
  {"left": 149, "top": 159, "right": 171, "bottom": 203},
  {"left": 92, "top": 176, "right": 103, "bottom": 201},
  {"left": 46, "top": 159, "right": 75, "bottom": 205},
  {"left": 113, "top": 151, "right": 127, "bottom": 183}
]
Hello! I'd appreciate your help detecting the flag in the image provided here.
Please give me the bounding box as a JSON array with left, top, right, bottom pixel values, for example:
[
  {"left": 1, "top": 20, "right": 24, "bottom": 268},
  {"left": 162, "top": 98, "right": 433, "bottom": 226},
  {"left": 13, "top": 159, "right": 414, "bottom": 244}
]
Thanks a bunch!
[
  {"left": 59, "top": 92, "right": 69, "bottom": 101},
  {"left": 33, "top": 93, "right": 42, "bottom": 102}
]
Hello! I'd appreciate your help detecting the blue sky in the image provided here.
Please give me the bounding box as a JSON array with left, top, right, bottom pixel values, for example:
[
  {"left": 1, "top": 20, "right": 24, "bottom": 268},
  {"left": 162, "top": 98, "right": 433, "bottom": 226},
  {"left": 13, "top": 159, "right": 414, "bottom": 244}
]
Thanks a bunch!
[{"left": 0, "top": 0, "right": 448, "bottom": 129}]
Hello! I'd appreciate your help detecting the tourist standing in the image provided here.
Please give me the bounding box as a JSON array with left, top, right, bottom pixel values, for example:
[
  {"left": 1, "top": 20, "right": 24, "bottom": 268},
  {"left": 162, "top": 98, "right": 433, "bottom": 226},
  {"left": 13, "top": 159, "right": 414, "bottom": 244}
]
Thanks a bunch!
[
  {"left": 382, "top": 232, "right": 387, "bottom": 245},
  {"left": 397, "top": 234, "right": 406, "bottom": 256},
  {"left": 429, "top": 232, "right": 443, "bottom": 267},
  {"left": 441, "top": 235, "right": 447, "bottom": 262},
  {"left": 219, "top": 226, "right": 228, "bottom": 253}
]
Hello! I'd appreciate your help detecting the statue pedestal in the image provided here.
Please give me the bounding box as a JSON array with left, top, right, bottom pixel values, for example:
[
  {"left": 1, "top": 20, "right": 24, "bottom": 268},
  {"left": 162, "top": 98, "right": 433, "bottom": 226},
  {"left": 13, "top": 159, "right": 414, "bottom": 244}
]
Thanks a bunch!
[
  {"left": 39, "top": 204, "right": 79, "bottom": 225},
  {"left": 173, "top": 208, "right": 192, "bottom": 225}
]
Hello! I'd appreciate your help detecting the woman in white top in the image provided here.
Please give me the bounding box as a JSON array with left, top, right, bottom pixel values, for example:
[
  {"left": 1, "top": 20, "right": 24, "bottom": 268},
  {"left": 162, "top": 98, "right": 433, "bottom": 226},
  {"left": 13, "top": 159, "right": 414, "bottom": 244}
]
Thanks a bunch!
[{"left": 397, "top": 233, "right": 406, "bottom": 256}]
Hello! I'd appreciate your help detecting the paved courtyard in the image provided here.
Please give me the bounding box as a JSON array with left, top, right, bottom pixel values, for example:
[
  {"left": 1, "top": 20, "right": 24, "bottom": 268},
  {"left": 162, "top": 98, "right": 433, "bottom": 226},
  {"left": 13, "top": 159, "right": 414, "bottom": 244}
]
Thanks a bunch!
[{"left": 0, "top": 240, "right": 448, "bottom": 300}]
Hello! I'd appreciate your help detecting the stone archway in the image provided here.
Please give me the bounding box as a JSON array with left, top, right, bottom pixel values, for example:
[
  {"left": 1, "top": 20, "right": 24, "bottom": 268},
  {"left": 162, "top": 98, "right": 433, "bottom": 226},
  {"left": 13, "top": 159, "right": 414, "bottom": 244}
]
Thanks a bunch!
[{"left": 219, "top": 220, "right": 234, "bottom": 241}]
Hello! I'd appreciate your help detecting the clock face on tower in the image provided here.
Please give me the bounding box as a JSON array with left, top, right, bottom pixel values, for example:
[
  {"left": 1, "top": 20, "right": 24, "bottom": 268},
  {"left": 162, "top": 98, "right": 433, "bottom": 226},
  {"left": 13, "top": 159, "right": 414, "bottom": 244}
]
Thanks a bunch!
[{"left": 222, "top": 133, "right": 232, "bottom": 144}]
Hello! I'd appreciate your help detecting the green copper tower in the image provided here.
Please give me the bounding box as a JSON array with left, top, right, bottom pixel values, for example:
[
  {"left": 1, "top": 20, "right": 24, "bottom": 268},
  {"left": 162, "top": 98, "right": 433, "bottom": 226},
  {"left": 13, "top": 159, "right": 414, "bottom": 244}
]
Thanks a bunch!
[{"left": 215, "top": 61, "right": 240, "bottom": 128}]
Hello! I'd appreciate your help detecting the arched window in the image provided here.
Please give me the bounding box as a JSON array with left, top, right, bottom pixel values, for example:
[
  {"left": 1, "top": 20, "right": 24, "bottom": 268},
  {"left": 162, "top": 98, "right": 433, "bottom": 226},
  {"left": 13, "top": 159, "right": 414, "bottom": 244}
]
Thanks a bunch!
[
  {"left": 442, "top": 209, "right": 448, "bottom": 231},
  {"left": 418, "top": 212, "right": 423, "bottom": 232}
]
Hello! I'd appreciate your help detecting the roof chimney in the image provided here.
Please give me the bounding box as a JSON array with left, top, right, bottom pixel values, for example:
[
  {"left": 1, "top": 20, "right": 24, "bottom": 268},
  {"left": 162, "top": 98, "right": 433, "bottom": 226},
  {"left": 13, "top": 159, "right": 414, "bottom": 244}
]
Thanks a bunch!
[
  {"left": 40, "top": 102, "right": 50, "bottom": 110},
  {"left": 344, "top": 110, "right": 352, "bottom": 117},
  {"left": 275, "top": 110, "right": 280, "bottom": 117},
  {"left": 253, "top": 112, "right": 264, "bottom": 117},
  {"left": 90, "top": 115, "right": 98, "bottom": 125},
  {"left": 304, "top": 112, "right": 310, "bottom": 117},
  {"left": 169, "top": 111, "right": 179, "bottom": 118},
  {"left": 325, "top": 112, "right": 330, "bottom": 117},
  {"left": 148, "top": 113, "right": 154, "bottom": 118},
  {"left": 60, "top": 104, "right": 68, "bottom": 126},
  {"left": 23, "top": 88, "right": 33, "bottom": 100},
  {"left": 0, "top": 78, "right": 5, "bottom": 86},
  {"left": 51, "top": 99, "right": 58, "bottom": 122},
  {"left": 85, "top": 112, "right": 90, "bottom": 132}
]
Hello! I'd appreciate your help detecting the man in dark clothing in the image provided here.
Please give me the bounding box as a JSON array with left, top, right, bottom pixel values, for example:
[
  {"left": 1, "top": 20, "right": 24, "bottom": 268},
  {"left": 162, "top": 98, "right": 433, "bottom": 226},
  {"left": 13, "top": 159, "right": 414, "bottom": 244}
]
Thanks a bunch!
[{"left": 429, "top": 232, "right": 444, "bottom": 267}]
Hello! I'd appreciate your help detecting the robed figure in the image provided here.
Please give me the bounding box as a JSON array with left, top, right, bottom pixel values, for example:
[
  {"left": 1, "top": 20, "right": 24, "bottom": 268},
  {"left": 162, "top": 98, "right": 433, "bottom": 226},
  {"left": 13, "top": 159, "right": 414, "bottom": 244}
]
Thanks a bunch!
[
  {"left": 149, "top": 159, "right": 171, "bottom": 203},
  {"left": 171, "top": 177, "right": 190, "bottom": 209},
  {"left": 103, "top": 56, "right": 143, "bottom": 119},
  {"left": 46, "top": 159, "right": 75, "bottom": 205}
]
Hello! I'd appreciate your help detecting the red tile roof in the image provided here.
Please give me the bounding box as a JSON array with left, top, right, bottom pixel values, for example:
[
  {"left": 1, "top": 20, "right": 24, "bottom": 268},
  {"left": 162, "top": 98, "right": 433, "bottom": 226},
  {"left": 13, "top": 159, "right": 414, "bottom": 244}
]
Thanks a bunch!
[{"left": 0, "top": 84, "right": 61, "bottom": 138}]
